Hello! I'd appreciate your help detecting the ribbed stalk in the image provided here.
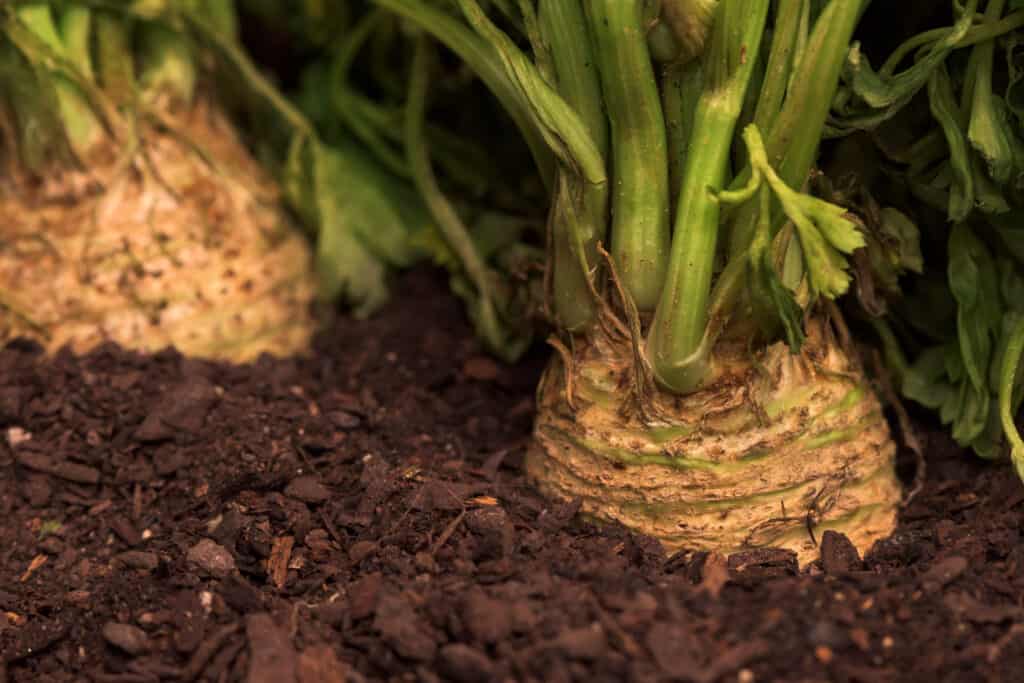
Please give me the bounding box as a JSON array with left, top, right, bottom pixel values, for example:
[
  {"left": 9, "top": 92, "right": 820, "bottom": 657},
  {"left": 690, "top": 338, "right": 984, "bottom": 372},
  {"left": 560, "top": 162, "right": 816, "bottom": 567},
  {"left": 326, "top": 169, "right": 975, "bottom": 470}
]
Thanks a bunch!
[
  {"left": 647, "top": 0, "right": 771, "bottom": 392},
  {"left": 15, "top": 3, "right": 103, "bottom": 159},
  {"left": 661, "top": 58, "right": 703, "bottom": 215},
  {"left": 138, "top": 22, "right": 197, "bottom": 104},
  {"left": 58, "top": 6, "right": 93, "bottom": 79},
  {"left": 538, "top": 0, "right": 608, "bottom": 330},
  {"left": 586, "top": 0, "right": 670, "bottom": 312},
  {"left": 728, "top": 0, "right": 866, "bottom": 259},
  {"left": 94, "top": 11, "right": 134, "bottom": 105}
]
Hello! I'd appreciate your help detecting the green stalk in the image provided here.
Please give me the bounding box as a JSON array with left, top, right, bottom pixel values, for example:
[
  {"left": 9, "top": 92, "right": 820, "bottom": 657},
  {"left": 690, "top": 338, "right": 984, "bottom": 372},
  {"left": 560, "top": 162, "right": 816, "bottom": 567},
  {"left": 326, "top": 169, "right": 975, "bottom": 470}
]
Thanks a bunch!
[
  {"left": 751, "top": 0, "right": 803, "bottom": 134},
  {"left": 999, "top": 315, "right": 1024, "bottom": 481},
  {"left": 15, "top": 2, "right": 102, "bottom": 160},
  {"left": 95, "top": 11, "right": 134, "bottom": 106},
  {"left": 661, "top": 58, "right": 704, "bottom": 214},
  {"left": 448, "top": 0, "right": 609, "bottom": 334},
  {"left": 768, "top": 0, "right": 868, "bottom": 195},
  {"left": 538, "top": 0, "right": 606, "bottom": 156},
  {"left": 138, "top": 22, "right": 195, "bottom": 104},
  {"left": 965, "top": 0, "right": 1011, "bottom": 185},
  {"left": 15, "top": 4, "right": 63, "bottom": 55},
  {"left": 186, "top": 0, "right": 239, "bottom": 41},
  {"left": 406, "top": 36, "right": 521, "bottom": 360},
  {"left": 538, "top": 0, "right": 607, "bottom": 330},
  {"left": 728, "top": 0, "right": 867, "bottom": 260},
  {"left": 880, "top": 8, "right": 1024, "bottom": 75},
  {"left": 371, "top": 0, "right": 555, "bottom": 188},
  {"left": 58, "top": 6, "right": 93, "bottom": 80},
  {"left": 586, "top": 0, "right": 670, "bottom": 312},
  {"left": 330, "top": 12, "right": 409, "bottom": 177},
  {"left": 647, "top": 0, "right": 771, "bottom": 393}
]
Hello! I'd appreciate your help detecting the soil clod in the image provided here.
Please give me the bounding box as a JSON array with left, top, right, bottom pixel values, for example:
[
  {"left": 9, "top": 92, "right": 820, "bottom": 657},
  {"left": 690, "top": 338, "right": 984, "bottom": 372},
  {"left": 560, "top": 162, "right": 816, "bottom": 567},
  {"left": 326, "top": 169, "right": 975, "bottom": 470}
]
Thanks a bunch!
[
  {"left": 820, "top": 530, "right": 863, "bottom": 574},
  {"left": 187, "top": 539, "right": 237, "bottom": 577}
]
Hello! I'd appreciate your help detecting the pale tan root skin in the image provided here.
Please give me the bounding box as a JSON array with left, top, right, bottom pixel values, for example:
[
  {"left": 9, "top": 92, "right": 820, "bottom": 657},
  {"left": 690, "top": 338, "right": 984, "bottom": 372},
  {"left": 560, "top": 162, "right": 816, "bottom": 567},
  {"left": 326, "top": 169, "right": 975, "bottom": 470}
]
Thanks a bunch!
[
  {"left": 0, "top": 97, "right": 317, "bottom": 362},
  {"left": 526, "top": 321, "right": 901, "bottom": 566}
]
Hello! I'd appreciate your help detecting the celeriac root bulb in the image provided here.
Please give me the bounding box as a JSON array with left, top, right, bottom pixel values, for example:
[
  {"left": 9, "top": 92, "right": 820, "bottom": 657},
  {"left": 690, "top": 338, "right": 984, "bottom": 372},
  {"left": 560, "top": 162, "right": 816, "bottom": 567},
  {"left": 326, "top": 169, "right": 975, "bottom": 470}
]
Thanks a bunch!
[
  {"left": 527, "top": 319, "right": 901, "bottom": 565},
  {"left": 0, "top": 96, "right": 318, "bottom": 361}
]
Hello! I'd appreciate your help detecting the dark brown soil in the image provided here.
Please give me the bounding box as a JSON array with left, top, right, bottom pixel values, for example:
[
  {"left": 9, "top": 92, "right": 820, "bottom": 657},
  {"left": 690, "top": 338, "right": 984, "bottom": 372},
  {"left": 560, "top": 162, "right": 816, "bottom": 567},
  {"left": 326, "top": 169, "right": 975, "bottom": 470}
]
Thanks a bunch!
[{"left": 1, "top": 269, "right": 1022, "bottom": 683}]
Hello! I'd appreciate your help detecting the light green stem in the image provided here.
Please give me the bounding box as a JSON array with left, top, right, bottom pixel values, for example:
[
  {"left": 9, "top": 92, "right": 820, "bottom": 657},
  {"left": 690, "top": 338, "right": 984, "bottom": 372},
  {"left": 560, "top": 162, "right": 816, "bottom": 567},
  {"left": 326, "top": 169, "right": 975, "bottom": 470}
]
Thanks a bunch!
[
  {"left": 95, "top": 11, "right": 134, "bottom": 105},
  {"left": 538, "top": 0, "right": 607, "bottom": 157},
  {"left": 728, "top": 0, "right": 867, "bottom": 261},
  {"left": 587, "top": 0, "right": 670, "bottom": 312},
  {"left": 881, "top": 9, "right": 1024, "bottom": 76},
  {"left": 139, "top": 20, "right": 196, "bottom": 104},
  {"left": 752, "top": 0, "right": 803, "bottom": 134},
  {"left": 371, "top": 0, "right": 555, "bottom": 188},
  {"left": 58, "top": 6, "right": 93, "bottom": 80},
  {"left": 406, "top": 37, "right": 513, "bottom": 359},
  {"left": 647, "top": 0, "right": 771, "bottom": 393},
  {"left": 15, "top": 2, "right": 102, "bottom": 159},
  {"left": 538, "top": 0, "right": 608, "bottom": 329},
  {"left": 661, "top": 59, "right": 703, "bottom": 211}
]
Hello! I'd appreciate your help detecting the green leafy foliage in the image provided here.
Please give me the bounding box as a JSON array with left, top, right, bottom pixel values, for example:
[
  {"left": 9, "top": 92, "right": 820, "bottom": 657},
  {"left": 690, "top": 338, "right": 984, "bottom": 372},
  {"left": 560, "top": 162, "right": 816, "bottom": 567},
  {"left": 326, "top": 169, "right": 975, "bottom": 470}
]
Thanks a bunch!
[
  {"left": 823, "top": 1, "right": 1024, "bottom": 469},
  {"left": 828, "top": 0, "right": 978, "bottom": 137},
  {"left": 901, "top": 247, "right": 1024, "bottom": 460},
  {"left": 282, "top": 136, "right": 430, "bottom": 316},
  {"left": 718, "top": 125, "right": 864, "bottom": 345},
  {"left": 232, "top": 0, "right": 548, "bottom": 337}
]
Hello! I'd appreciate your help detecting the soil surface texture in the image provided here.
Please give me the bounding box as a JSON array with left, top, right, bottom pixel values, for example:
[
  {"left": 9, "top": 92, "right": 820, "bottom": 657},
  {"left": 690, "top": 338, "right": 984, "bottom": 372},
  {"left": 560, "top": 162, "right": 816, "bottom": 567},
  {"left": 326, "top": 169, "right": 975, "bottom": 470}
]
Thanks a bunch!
[{"left": 1, "top": 269, "right": 1022, "bottom": 683}]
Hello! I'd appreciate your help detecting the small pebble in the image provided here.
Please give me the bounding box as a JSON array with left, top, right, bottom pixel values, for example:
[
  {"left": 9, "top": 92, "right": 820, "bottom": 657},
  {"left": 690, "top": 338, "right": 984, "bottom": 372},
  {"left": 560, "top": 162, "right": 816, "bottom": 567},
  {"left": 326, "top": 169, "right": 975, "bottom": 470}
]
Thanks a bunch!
[
  {"left": 849, "top": 627, "right": 871, "bottom": 652},
  {"left": 348, "top": 541, "right": 377, "bottom": 564},
  {"left": 186, "top": 538, "right": 236, "bottom": 576},
  {"left": 102, "top": 622, "right": 149, "bottom": 656},
  {"left": 285, "top": 476, "right": 331, "bottom": 504},
  {"left": 38, "top": 537, "right": 63, "bottom": 555},
  {"left": 438, "top": 643, "right": 494, "bottom": 683},
  {"left": 115, "top": 551, "right": 160, "bottom": 571},
  {"left": 819, "top": 530, "right": 862, "bottom": 574},
  {"left": 326, "top": 410, "right": 361, "bottom": 429},
  {"left": 6, "top": 427, "right": 30, "bottom": 447},
  {"left": 462, "top": 356, "right": 500, "bottom": 381}
]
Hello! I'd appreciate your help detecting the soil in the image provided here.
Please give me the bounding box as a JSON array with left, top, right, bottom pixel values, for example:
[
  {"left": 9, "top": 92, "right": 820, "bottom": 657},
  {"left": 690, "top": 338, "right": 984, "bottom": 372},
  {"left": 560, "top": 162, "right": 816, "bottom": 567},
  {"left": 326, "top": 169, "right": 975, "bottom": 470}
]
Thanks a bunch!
[{"left": 1, "top": 268, "right": 1022, "bottom": 683}]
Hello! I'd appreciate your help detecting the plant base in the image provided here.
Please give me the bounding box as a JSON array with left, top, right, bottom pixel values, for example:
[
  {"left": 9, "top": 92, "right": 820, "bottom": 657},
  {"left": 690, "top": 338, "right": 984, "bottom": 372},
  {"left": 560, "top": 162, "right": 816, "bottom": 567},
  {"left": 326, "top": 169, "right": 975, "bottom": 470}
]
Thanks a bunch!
[
  {"left": 0, "top": 97, "right": 317, "bottom": 362},
  {"left": 526, "top": 320, "right": 901, "bottom": 565}
]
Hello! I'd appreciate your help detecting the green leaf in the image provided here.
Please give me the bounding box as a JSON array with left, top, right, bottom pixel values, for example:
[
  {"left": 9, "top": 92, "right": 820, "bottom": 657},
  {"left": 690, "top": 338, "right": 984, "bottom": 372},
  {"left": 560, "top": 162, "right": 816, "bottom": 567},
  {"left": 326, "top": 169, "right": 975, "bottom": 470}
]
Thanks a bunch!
[
  {"left": 927, "top": 63, "right": 975, "bottom": 221},
  {"left": 739, "top": 125, "right": 864, "bottom": 301},
  {"left": 879, "top": 207, "right": 924, "bottom": 275},
  {"left": 903, "top": 346, "right": 954, "bottom": 410},
  {"left": 283, "top": 135, "right": 430, "bottom": 317},
  {"left": 967, "top": 58, "right": 1015, "bottom": 186},
  {"left": 453, "top": 0, "right": 606, "bottom": 188},
  {"left": 829, "top": 0, "right": 978, "bottom": 134},
  {"left": 949, "top": 225, "right": 1000, "bottom": 392},
  {"left": 748, "top": 186, "right": 804, "bottom": 349},
  {"left": 999, "top": 312, "right": 1024, "bottom": 478}
]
